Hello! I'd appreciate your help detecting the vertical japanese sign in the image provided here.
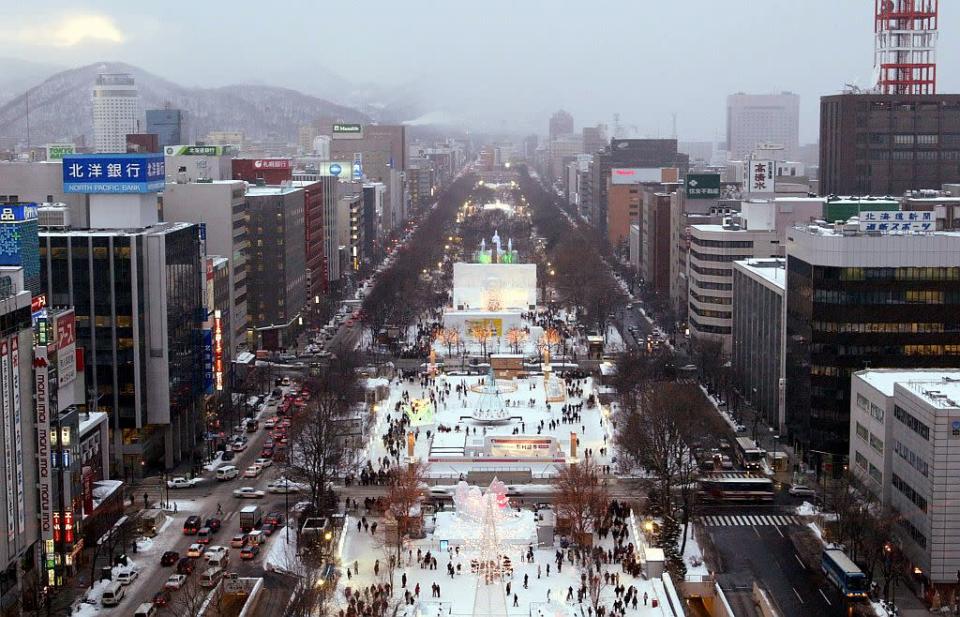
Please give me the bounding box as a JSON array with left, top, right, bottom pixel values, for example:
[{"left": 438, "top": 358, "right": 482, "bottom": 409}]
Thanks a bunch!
[
  {"left": 55, "top": 312, "right": 77, "bottom": 386},
  {"left": 34, "top": 347, "right": 52, "bottom": 542},
  {"left": 213, "top": 311, "right": 224, "bottom": 391},
  {"left": 11, "top": 337, "right": 24, "bottom": 534},
  {"left": 748, "top": 160, "right": 776, "bottom": 194},
  {"left": 0, "top": 339, "right": 13, "bottom": 541}
]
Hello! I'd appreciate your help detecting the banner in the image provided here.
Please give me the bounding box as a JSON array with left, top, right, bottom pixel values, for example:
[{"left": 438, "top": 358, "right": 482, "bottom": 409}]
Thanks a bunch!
[
  {"left": 34, "top": 347, "right": 52, "bottom": 542},
  {"left": 12, "top": 337, "right": 23, "bottom": 534},
  {"left": 0, "top": 340, "right": 13, "bottom": 540}
]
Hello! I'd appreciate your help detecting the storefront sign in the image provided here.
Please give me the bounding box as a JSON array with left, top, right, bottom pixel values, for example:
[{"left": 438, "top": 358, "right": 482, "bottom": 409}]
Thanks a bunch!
[
  {"left": 213, "top": 311, "right": 224, "bottom": 392},
  {"left": 0, "top": 340, "right": 13, "bottom": 540},
  {"left": 34, "top": 347, "right": 52, "bottom": 541},
  {"left": 251, "top": 159, "right": 290, "bottom": 170},
  {"left": 858, "top": 210, "right": 933, "bottom": 232},
  {"left": 62, "top": 153, "right": 165, "bottom": 193},
  {"left": 748, "top": 160, "right": 776, "bottom": 194},
  {"left": 332, "top": 123, "right": 363, "bottom": 139},
  {"left": 686, "top": 173, "right": 721, "bottom": 199},
  {"left": 12, "top": 337, "right": 24, "bottom": 534},
  {"left": 55, "top": 311, "right": 76, "bottom": 387}
]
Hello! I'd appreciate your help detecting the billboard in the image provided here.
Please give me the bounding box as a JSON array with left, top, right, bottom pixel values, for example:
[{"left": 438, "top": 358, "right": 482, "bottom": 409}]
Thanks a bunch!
[
  {"left": 686, "top": 173, "right": 721, "bottom": 199},
  {"left": 251, "top": 159, "right": 290, "bottom": 170},
  {"left": 11, "top": 337, "right": 23, "bottom": 534},
  {"left": 163, "top": 145, "right": 233, "bottom": 156},
  {"left": 858, "top": 210, "right": 933, "bottom": 232},
  {"left": 1, "top": 339, "right": 13, "bottom": 540},
  {"left": 55, "top": 311, "right": 77, "bottom": 387},
  {"left": 0, "top": 203, "right": 38, "bottom": 222},
  {"left": 62, "top": 153, "right": 165, "bottom": 194},
  {"left": 213, "top": 311, "right": 224, "bottom": 391},
  {"left": 316, "top": 161, "right": 352, "bottom": 178},
  {"left": 332, "top": 123, "right": 363, "bottom": 139},
  {"left": 34, "top": 347, "right": 53, "bottom": 542},
  {"left": 202, "top": 329, "right": 214, "bottom": 394},
  {"left": 610, "top": 168, "right": 662, "bottom": 185},
  {"left": 748, "top": 160, "right": 776, "bottom": 194},
  {"left": 45, "top": 144, "right": 75, "bottom": 161}
]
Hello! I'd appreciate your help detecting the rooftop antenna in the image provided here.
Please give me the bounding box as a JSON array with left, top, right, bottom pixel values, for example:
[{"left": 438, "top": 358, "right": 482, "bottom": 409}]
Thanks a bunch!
[
  {"left": 875, "top": 0, "right": 938, "bottom": 94},
  {"left": 672, "top": 113, "right": 678, "bottom": 140}
]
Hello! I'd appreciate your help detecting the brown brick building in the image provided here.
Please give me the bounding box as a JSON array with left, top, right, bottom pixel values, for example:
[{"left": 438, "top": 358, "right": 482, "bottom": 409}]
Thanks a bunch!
[{"left": 820, "top": 94, "right": 960, "bottom": 196}]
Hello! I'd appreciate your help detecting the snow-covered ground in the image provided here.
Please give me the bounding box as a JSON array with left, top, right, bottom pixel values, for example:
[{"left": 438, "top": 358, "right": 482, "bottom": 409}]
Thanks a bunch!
[{"left": 681, "top": 525, "right": 709, "bottom": 578}]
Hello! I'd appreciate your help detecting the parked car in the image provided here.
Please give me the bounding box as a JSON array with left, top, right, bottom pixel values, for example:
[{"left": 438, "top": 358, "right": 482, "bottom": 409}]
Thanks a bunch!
[
  {"left": 164, "top": 574, "right": 187, "bottom": 590},
  {"left": 220, "top": 450, "right": 235, "bottom": 462},
  {"left": 160, "top": 551, "right": 179, "bottom": 566},
  {"left": 233, "top": 487, "right": 265, "bottom": 499},
  {"left": 115, "top": 568, "right": 138, "bottom": 585},
  {"left": 788, "top": 484, "right": 818, "bottom": 497}
]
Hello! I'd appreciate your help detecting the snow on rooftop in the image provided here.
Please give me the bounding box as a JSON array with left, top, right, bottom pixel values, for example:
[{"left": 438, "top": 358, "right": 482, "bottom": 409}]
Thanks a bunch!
[
  {"left": 734, "top": 258, "right": 786, "bottom": 290},
  {"left": 856, "top": 369, "right": 960, "bottom": 398},
  {"left": 78, "top": 411, "right": 108, "bottom": 436}
]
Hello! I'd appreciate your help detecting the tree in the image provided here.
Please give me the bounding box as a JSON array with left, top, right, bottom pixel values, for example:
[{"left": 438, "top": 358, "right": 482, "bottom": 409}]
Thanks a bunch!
[
  {"left": 505, "top": 327, "right": 527, "bottom": 354},
  {"left": 384, "top": 461, "right": 428, "bottom": 564},
  {"left": 541, "top": 327, "right": 562, "bottom": 356},
  {"left": 555, "top": 459, "right": 609, "bottom": 550},
  {"left": 436, "top": 327, "right": 461, "bottom": 358},
  {"left": 470, "top": 322, "right": 494, "bottom": 358},
  {"left": 168, "top": 576, "right": 213, "bottom": 617}
]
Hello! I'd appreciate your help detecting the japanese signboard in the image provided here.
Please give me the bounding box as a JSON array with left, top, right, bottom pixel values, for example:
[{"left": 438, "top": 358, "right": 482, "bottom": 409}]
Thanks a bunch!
[
  {"left": 34, "top": 347, "right": 53, "bottom": 542},
  {"left": 163, "top": 145, "right": 233, "bottom": 156},
  {"left": 45, "top": 144, "right": 75, "bottom": 161},
  {"left": 1, "top": 340, "right": 13, "bottom": 540},
  {"left": 251, "top": 159, "right": 290, "bottom": 170},
  {"left": 748, "top": 160, "right": 776, "bottom": 194},
  {"left": 858, "top": 210, "right": 934, "bottom": 232},
  {"left": 202, "top": 329, "right": 214, "bottom": 394},
  {"left": 11, "top": 337, "right": 23, "bottom": 534},
  {"left": 686, "top": 173, "right": 721, "bottom": 199},
  {"left": 213, "top": 311, "right": 224, "bottom": 392},
  {"left": 55, "top": 311, "right": 77, "bottom": 387},
  {"left": 0, "top": 203, "right": 38, "bottom": 222},
  {"left": 316, "top": 161, "right": 352, "bottom": 178},
  {"left": 332, "top": 123, "right": 363, "bottom": 139},
  {"left": 62, "top": 153, "right": 165, "bottom": 193}
]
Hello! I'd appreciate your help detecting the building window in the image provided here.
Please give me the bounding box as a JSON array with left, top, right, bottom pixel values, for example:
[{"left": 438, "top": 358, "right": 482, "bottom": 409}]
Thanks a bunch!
[
  {"left": 894, "top": 134, "right": 915, "bottom": 146},
  {"left": 894, "top": 405, "right": 930, "bottom": 440},
  {"left": 856, "top": 393, "right": 870, "bottom": 411},
  {"left": 869, "top": 463, "right": 882, "bottom": 484},
  {"left": 855, "top": 450, "right": 868, "bottom": 471},
  {"left": 894, "top": 440, "right": 929, "bottom": 477},
  {"left": 856, "top": 422, "right": 869, "bottom": 442},
  {"left": 898, "top": 518, "right": 927, "bottom": 549},
  {"left": 869, "top": 433, "right": 884, "bottom": 454},
  {"left": 892, "top": 473, "right": 927, "bottom": 513}
]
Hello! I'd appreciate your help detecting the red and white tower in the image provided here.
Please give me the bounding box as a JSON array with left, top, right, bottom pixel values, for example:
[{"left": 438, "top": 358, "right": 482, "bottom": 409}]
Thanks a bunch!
[{"left": 874, "top": 0, "right": 938, "bottom": 95}]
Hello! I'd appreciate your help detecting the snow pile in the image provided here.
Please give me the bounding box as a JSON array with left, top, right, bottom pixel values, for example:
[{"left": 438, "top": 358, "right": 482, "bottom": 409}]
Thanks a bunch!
[
  {"left": 681, "top": 525, "right": 709, "bottom": 577},
  {"left": 433, "top": 509, "right": 536, "bottom": 544},
  {"left": 264, "top": 527, "right": 298, "bottom": 574},
  {"left": 807, "top": 521, "right": 825, "bottom": 543},
  {"left": 796, "top": 501, "right": 818, "bottom": 516},
  {"left": 203, "top": 451, "right": 225, "bottom": 471},
  {"left": 91, "top": 480, "right": 123, "bottom": 510},
  {"left": 136, "top": 537, "right": 154, "bottom": 552}
]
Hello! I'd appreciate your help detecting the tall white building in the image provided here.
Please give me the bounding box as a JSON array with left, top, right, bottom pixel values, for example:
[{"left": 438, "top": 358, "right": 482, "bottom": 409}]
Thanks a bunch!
[
  {"left": 726, "top": 92, "right": 799, "bottom": 162},
  {"left": 93, "top": 73, "right": 140, "bottom": 153}
]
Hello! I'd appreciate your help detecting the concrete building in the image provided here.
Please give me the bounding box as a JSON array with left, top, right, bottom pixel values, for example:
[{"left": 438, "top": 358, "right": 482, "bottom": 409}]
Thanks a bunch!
[
  {"left": 785, "top": 225, "right": 960, "bottom": 456},
  {"left": 606, "top": 176, "right": 642, "bottom": 249},
  {"left": 548, "top": 134, "right": 583, "bottom": 182},
  {"left": 819, "top": 93, "right": 960, "bottom": 196},
  {"left": 0, "top": 161, "right": 90, "bottom": 227},
  {"left": 93, "top": 73, "right": 140, "bottom": 154},
  {"left": 726, "top": 92, "right": 800, "bottom": 162},
  {"left": 582, "top": 125, "right": 607, "bottom": 156},
  {"left": 327, "top": 124, "right": 406, "bottom": 221},
  {"left": 687, "top": 212, "right": 779, "bottom": 352},
  {"left": 732, "top": 258, "right": 786, "bottom": 431},
  {"left": 639, "top": 188, "right": 674, "bottom": 301},
  {"left": 549, "top": 110, "right": 574, "bottom": 140},
  {"left": 407, "top": 164, "right": 435, "bottom": 212},
  {"left": 161, "top": 180, "right": 250, "bottom": 353},
  {"left": 146, "top": 108, "right": 188, "bottom": 147},
  {"left": 203, "top": 131, "right": 244, "bottom": 147},
  {"left": 291, "top": 180, "right": 327, "bottom": 301},
  {"left": 0, "top": 267, "right": 38, "bottom": 608},
  {"left": 163, "top": 144, "right": 237, "bottom": 183},
  {"left": 850, "top": 369, "right": 960, "bottom": 590},
  {"left": 40, "top": 223, "right": 204, "bottom": 474},
  {"left": 245, "top": 186, "right": 305, "bottom": 350}
]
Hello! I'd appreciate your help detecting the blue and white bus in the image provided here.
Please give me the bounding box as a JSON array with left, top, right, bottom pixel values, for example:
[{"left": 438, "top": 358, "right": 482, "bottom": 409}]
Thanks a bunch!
[{"left": 821, "top": 546, "right": 868, "bottom": 600}]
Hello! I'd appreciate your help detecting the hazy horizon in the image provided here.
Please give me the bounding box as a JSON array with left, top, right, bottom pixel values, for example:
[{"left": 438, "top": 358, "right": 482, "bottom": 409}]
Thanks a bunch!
[{"left": 2, "top": 1, "right": 957, "bottom": 142}]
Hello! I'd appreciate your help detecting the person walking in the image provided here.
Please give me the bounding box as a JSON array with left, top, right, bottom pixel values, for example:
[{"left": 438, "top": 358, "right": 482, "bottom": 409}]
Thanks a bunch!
[{"left": 513, "top": 594, "right": 518, "bottom": 607}]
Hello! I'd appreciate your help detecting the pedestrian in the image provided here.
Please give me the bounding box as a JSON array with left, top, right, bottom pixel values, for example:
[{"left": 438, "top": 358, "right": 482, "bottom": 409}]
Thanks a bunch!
[
  {"left": 537, "top": 565, "right": 541, "bottom": 579},
  {"left": 354, "top": 560, "right": 359, "bottom": 575},
  {"left": 643, "top": 592, "right": 648, "bottom": 606},
  {"left": 414, "top": 583, "right": 420, "bottom": 597},
  {"left": 402, "top": 573, "right": 407, "bottom": 588},
  {"left": 547, "top": 564, "right": 550, "bottom": 577},
  {"left": 547, "top": 589, "right": 551, "bottom": 602},
  {"left": 217, "top": 503, "right": 222, "bottom": 515},
  {"left": 346, "top": 569, "right": 351, "bottom": 580},
  {"left": 374, "top": 560, "right": 380, "bottom": 577},
  {"left": 506, "top": 582, "right": 511, "bottom": 596},
  {"left": 524, "top": 573, "right": 528, "bottom": 589},
  {"left": 143, "top": 492, "right": 148, "bottom": 508},
  {"left": 513, "top": 594, "right": 518, "bottom": 607}
]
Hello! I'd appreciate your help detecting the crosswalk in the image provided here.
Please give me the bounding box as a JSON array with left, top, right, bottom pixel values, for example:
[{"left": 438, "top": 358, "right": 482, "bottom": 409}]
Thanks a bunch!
[{"left": 701, "top": 514, "right": 799, "bottom": 527}]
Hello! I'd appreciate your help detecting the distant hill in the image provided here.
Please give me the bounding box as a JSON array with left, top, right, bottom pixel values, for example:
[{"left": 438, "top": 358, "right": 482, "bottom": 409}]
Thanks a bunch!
[
  {"left": 0, "top": 57, "right": 63, "bottom": 104},
  {"left": 0, "top": 61, "right": 370, "bottom": 145}
]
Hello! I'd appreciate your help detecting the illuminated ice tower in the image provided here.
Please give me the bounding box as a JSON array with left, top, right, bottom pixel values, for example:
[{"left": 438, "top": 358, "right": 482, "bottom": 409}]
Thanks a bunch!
[{"left": 874, "top": 0, "right": 938, "bottom": 95}]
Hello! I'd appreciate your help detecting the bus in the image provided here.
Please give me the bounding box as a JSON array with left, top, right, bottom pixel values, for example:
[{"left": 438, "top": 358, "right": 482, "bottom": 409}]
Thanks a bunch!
[
  {"left": 735, "top": 437, "right": 766, "bottom": 472},
  {"left": 821, "top": 546, "right": 868, "bottom": 600},
  {"left": 698, "top": 475, "right": 775, "bottom": 502}
]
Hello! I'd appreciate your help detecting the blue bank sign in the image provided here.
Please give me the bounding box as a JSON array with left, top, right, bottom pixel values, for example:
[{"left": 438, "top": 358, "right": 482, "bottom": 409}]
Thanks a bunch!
[{"left": 62, "top": 154, "right": 165, "bottom": 194}]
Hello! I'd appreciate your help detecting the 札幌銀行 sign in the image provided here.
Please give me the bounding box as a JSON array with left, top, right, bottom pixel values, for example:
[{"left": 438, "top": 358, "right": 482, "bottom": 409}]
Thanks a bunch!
[{"left": 62, "top": 154, "right": 165, "bottom": 194}]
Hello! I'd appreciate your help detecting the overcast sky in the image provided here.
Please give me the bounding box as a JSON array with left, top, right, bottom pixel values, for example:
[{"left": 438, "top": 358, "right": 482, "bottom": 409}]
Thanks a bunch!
[{"left": 1, "top": 0, "right": 958, "bottom": 142}]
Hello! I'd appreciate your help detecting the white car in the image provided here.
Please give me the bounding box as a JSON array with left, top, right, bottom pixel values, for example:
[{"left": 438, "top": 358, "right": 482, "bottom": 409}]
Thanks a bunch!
[
  {"left": 164, "top": 574, "right": 187, "bottom": 590},
  {"left": 233, "top": 487, "right": 265, "bottom": 499},
  {"left": 788, "top": 484, "right": 818, "bottom": 497},
  {"left": 254, "top": 457, "right": 272, "bottom": 468},
  {"left": 263, "top": 418, "right": 276, "bottom": 430},
  {"left": 204, "top": 546, "right": 228, "bottom": 562},
  {"left": 243, "top": 465, "right": 262, "bottom": 478},
  {"left": 166, "top": 476, "right": 194, "bottom": 489},
  {"left": 231, "top": 441, "right": 247, "bottom": 452},
  {"left": 114, "top": 568, "right": 138, "bottom": 585},
  {"left": 267, "top": 478, "right": 303, "bottom": 494},
  {"left": 186, "top": 543, "right": 206, "bottom": 558}
]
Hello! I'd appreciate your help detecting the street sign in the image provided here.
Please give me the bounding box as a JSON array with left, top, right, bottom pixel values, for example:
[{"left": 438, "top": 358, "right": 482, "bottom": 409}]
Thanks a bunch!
[{"left": 686, "top": 173, "right": 721, "bottom": 199}]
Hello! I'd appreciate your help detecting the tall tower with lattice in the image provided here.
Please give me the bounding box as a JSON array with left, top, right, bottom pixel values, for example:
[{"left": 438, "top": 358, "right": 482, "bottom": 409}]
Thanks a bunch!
[
  {"left": 471, "top": 496, "right": 509, "bottom": 617},
  {"left": 875, "top": 0, "right": 938, "bottom": 95}
]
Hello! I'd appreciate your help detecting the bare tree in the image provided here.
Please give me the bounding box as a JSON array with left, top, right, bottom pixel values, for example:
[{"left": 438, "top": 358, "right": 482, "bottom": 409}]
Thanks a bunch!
[
  {"left": 555, "top": 459, "right": 609, "bottom": 550},
  {"left": 436, "top": 327, "right": 461, "bottom": 358},
  {"left": 168, "top": 576, "right": 213, "bottom": 617},
  {"left": 384, "top": 461, "right": 428, "bottom": 564},
  {"left": 505, "top": 327, "right": 527, "bottom": 354},
  {"left": 469, "top": 322, "right": 494, "bottom": 358}
]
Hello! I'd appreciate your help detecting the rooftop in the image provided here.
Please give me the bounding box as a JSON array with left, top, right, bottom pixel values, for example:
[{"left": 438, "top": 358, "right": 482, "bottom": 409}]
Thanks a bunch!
[
  {"left": 856, "top": 369, "right": 960, "bottom": 400},
  {"left": 245, "top": 185, "right": 301, "bottom": 197},
  {"left": 734, "top": 258, "right": 786, "bottom": 290},
  {"left": 39, "top": 221, "right": 196, "bottom": 237}
]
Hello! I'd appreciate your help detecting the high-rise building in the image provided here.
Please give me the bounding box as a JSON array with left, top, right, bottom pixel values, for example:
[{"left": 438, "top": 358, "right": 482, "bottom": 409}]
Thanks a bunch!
[
  {"left": 639, "top": 188, "right": 674, "bottom": 299},
  {"left": 582, "top": 125, "right": 607, "bottom": 156},
  {"left": 819, "top": 93, "right": 960, "bottom": 196},
  {"left": 726, "top": 92, "right": 800, "bottom": 162},
  {"left": 0, "top": 202, "right": 41, "bottom": 295},
  {"left": 784, "top": 224, "right": 960, "bottom": 456},
  {"left": 146, "top": 108, "right": 188, "bottom": 147},
  {"left": 40, "top": 223, "right": 204, "bottom": 474},
  {"left": 245, "top": 186, "right": 306, "bottom": 350},
  {"left": 161, "top": 180, "right": 250, "bottom": 354},
  {"left": 327, "top": 124, "right": 406, "bottom": 229},
  {"left": 93, "top": 73, "right": 140, "bottom": 153},
  {"left": 549, "top": 110, "right": 574, "bottom": 140},
  {"left": 291, "top": 180, "right": 327, "bottom": 301},
  {"left": 0, "top": 267, "right": 38, "bottom": 602}
]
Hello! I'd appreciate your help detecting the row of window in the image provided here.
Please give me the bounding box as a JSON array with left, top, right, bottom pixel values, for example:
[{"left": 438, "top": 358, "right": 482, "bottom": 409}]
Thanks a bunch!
[
  {"left": 690, "top": 250, "right": 754, "bottom": 263},
  {"left": 690, "top": 238, "right": 754, "bottom": 249},
  {"left": 904, "top": 344, "right": 960, "bottom": 356},
  {"left": 894, "top": 405, "right": 930, "bottom": 440},
  {"left": 813, "top": 289, "right": 960, "bottom": 305},
  {"left": 856, "top": 393, "right": 885, "bottom": 422},
  {"left": 892, "top": 473, "right": 927, "bottom": 513},
  {"left": 893, "top": 439, "right": 929, "bottom": 477},
  {"left": 690, "top": 263, "right": 731, "bottom": 277},
  {"left": 690, "top": 290, "right": 731, "bottom": 306},
  {"left": 869, "top": 150, "right": 960, "bottom": 161},
  {"left": 688, "top": 303, "right": 731, "bottom": 320},
  {"left": 835, "top": 267, "right": 960, "bottom": 282},
  {"left": 689, "top": 318, "right": 731, "bottom": 335},
  {"left": 691, "top": 278, "right": 732, "bottom": 291},
  {"left": 898, "top": 518, "right": 927, "bottom": 549},
  {"left": 812, "top": 321, "right": 953, "bottom": 334}
]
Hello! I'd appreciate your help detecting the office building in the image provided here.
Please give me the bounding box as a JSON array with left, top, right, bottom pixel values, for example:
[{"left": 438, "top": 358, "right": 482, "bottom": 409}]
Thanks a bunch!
[
  {"left": 0, "top": 267, "right": 38, "bottom": 606},
  {"left": 549, "top": 110, "right": 574, "bottom": 140},
  {"left": 0, "top": 202, "right": 41, "bottom": 295},
  {"left": 40, "top": 223, "right": 204, "bottom": 474},
  {"left": 0, "top": 162, "right": 90, "bottom": 227},
  {"left": 785, "top": 225, "right": 960, "bottom": 456},
  {"left": 161, "top": 180, "right": 249, "bottom": 353},
  {"left": 639, "top": 189, "right": 674, "bottom": 300},
  {"left": 93, "top": 73, "right": 140, "bottom": 154},
  {"left": 687, "top": 209, "right": 779, "bottom": 352},
  {"left": 327, "top": 124, "right": 406, "bottom": 200},
  {"left": 362, "top": 183, "right": 385, "bottom": 266},
  {"left": 582, "top": 125, "right": 607, "bottom": 156},
  {"left": 163, "top": 144, "right": 236, "bottom": 183},
  {"left": 548, "top": 134, "right": 583, "bottom": 182},
  {"left": 726, "top": 92, "right": 800, "bottom": 161},
  {"left": 819, "top": 93, "right": 960, "bottom": 196},
  {"left": 850, "top": 369, "right": 960, "bottom": 589},
  {"left": 146, "top": 108, "right": 188, "bottom": 147},
  {"left": 245, "top": 186, "right": 305, "bottom": 350},
  {"left": 204, "top": 131, "right": 244, "bottom": 147},
  {"left": 291, "top": 180, "right": 327, "bottom": 301},
  {"left": 732, "top": 258, "right": 786, "bottom": 431},
  {"left": 407, "top": 164, "right": 435, "bottom": 212}
]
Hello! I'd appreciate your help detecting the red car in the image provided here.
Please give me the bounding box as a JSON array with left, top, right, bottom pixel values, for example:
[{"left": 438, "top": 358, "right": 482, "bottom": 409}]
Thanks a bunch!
[
  {"left": 160, "top": 551, "right": 179, "bottom": 567},
  {"left": 240, "top": 545, "right": 260, "bottom": 560},
  {"left": 261, "top": 447, "right": 274, "bottom": 458},
  {"left": 153, "top": 591, "right": 171, "bottom": 607},
  {"left": 177, "top": 557, "right": 195, "bottom": 575}
]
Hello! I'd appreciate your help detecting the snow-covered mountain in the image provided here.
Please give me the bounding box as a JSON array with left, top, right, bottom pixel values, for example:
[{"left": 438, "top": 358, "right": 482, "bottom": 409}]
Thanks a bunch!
[{"left": 0, "top": 61, "right": 370, "bottom": 145}]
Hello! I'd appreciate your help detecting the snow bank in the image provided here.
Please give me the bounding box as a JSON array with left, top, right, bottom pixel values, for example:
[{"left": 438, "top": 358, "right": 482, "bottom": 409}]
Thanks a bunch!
[{"left": 796, "top": 501, "right": 818, "bottom": 516}]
